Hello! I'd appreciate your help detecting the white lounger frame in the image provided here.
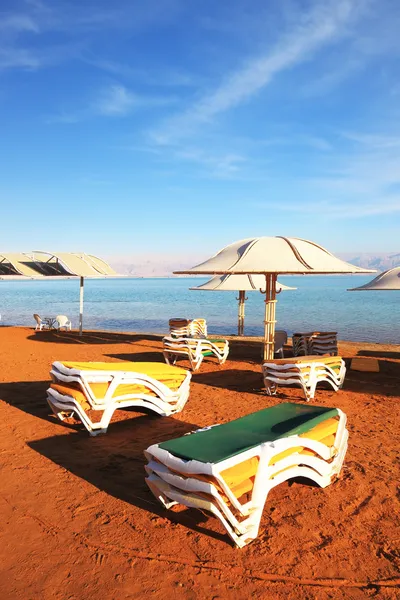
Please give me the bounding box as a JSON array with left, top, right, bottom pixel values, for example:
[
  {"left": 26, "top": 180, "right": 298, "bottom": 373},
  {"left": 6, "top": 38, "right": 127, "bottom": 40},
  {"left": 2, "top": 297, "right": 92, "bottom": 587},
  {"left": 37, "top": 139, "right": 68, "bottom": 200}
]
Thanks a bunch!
[
  {"left": 262, "top": 359, "right": 346, "bottom": 401},
  {"left": 163, "top": 336, "right": 229, "bottom": 371},
  {"left": 145, "top": 410, "right": 348, "bottom": 547},
  {"left": 47, "top": 362, "right": 191, "bottom": 435}
]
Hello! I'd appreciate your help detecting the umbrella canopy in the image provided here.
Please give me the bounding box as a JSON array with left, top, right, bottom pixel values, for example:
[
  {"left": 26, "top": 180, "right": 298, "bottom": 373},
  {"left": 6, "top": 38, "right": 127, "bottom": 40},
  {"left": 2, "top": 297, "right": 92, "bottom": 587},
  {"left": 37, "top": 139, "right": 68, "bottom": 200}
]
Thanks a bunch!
[
  {"left": 0, "top": 251, "right": 118, "bottom": 334},
  {"left": 190, "top": 273, "right": 296, "bottom": 336},
  {"left": 175, "top": 236, "right": 375, "bottom": 359},
  {"left": 190, "top": 273, "right": 295, "bottom": 292},
  {"left": 0, "top": 253, "right": 45, "bottom": 278},
  {"left": 348, "top": 266, "right": 400, "bottom": 291}
]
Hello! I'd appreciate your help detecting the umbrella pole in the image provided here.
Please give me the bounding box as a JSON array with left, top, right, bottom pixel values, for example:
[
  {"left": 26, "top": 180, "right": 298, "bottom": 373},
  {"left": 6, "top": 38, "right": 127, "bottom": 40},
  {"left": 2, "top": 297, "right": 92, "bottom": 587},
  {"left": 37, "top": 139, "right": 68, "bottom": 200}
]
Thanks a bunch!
[
  {"left": 237, "top": 290, "right": 247, "bottom": 336},
  {"left": 79, "top": 276, "right": 84, "bottom": 336},
  {"left": 263, "top": 273, "right": 277, "bottom": 361}
]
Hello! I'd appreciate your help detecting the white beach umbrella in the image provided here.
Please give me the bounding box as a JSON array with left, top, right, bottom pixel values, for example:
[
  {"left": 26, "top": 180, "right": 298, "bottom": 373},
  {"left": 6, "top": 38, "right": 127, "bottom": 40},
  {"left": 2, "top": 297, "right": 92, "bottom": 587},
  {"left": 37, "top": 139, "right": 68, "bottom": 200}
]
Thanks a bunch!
[
  {"left": 0, "top": 251, "right": 118, "bottom": 335},
  {"left": 175, "top": 236, "right": 375, "bottom": 360},
  {"left": 190, "top": 273, "right": 296, "bottom": 336},
  {"left": 31, "top": 252, "right": 119, "bottom": 335},
  {"left": 348, "top": 266, "right": 400, "bottom": 291}
]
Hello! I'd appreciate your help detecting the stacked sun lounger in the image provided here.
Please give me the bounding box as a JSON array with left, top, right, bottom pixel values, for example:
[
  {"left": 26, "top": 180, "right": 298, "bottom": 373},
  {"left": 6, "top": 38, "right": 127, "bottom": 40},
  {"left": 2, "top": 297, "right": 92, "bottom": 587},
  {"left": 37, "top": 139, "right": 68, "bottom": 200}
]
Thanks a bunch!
[
  {"left": 145, "top": 402, "right": 348, "bottom": 547},
  {"left": 308, "top": 332, "right": 338, "bottom": 356},
  {"left": 263, "top": 355, "right": 346, "bottom": 401},
  {"left": 163, "top": 336, "right": 229, "bottom": 371},
  {"left": 169, "top": 318, "right": 208, "bottom": 338},
  {"left": 47, "top": 361, "right": 191, "bottom": 435},
  {"left": 292, "top": 333, "right": 309, "bottom": 356},
  {"left": 293, "top": 332, "right": 338, "bottom": 356}
]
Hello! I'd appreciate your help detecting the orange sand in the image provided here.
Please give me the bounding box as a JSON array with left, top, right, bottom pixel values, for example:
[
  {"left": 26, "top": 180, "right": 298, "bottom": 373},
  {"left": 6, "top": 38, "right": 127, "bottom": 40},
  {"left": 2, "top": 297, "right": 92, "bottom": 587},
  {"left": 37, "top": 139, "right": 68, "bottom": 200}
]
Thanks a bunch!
[{"left": 0, "top": 327, "right": 399, "bottom": 599}]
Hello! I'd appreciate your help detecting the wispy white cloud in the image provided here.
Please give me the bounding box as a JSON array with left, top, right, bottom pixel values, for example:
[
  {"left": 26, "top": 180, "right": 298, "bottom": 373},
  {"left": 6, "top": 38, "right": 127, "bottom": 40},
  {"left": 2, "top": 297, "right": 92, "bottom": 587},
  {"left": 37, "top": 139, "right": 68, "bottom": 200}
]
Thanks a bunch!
[
  {"left": 251, "top": 123, "right": 400, "bottom": 219},
  {"left": 0, "top": 14, "right": 39, "bottom": 34},
  {"left": 300, "top": 56, "right": 364, "bottom": 97},
  {"left": 83, "top": 56, "right": 198, "bottom": 88},
  {"left": 12, "top": 0, "right": 181, "bottom": 34},
  {"left": 92, "top": 84, "right": 176, "bottom": 117},
  {"left": 94, "top": 84, "right": 136, "bottom": 116},
  {"left": 0, "top": 47, "right": 41, "bottom": 69},
  {"left": 150, "top": 0, "right": 366, "bottom": 145},
  {"left": 47, "top": 83, "right": 176, "bottom": 122},
  {"left": 258, "top": 134, "right": 333, "bottom": 151},
  {"left": 175, "top": 148, "right": 247, "bottom": 177},
  {"left": 341, "top": 132, "right": 400, "bottom": 149},
  {"left": 253, "top": 196, "right": 400, "bottom": 218},
  {"left": 0, "top": 0, "right": 182, "bottom": 72}
]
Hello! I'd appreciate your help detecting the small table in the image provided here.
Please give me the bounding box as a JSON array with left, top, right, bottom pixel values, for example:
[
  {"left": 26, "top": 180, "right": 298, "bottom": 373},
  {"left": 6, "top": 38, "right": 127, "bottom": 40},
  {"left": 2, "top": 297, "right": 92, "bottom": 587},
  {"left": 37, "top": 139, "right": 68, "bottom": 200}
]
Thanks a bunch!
[{"left": 43, "top": 316, "right": 57, "bottom": 330}]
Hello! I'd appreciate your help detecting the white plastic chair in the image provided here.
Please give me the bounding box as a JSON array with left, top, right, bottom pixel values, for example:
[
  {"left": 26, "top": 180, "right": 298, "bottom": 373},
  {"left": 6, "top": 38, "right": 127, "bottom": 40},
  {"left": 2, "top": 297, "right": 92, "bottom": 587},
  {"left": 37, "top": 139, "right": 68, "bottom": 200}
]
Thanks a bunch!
[
  {"left": 274, "top": 330, "right": 288, "bottom": 358},
  {"left": 33, "top": 313, "right": 48, "bottom": 331},
  {"left": 55, "top": 315, "right": 72, "bottom": 331}
]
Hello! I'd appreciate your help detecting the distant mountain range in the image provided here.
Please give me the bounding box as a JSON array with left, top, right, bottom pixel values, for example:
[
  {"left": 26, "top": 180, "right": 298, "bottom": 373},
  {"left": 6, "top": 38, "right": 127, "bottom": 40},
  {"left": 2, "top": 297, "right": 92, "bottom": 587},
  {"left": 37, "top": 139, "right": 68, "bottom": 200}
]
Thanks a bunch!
[
  {"left": 106, "top": 252, "right": 400, "bottom": 277},
  {"left": 338, "top": 253, "right": 400, "bottom": 271},
  {"left": 106, "top": 255, "right": 204, "bottom": 278}
]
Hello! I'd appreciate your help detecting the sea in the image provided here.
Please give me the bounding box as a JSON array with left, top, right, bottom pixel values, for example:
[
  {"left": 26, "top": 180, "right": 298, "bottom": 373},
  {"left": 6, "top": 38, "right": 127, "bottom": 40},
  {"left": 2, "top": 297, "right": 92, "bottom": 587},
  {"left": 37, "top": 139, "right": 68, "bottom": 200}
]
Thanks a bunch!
[{"left": 0, "top": 275, "right": 399, "bottom": 344}]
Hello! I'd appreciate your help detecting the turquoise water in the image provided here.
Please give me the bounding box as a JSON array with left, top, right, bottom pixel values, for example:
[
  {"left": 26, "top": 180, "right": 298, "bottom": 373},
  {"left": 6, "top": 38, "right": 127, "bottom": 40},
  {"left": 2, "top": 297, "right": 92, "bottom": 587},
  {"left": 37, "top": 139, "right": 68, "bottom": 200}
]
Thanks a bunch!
[{"left": 0, "top": 276, "right": 399, "bottom": 343}]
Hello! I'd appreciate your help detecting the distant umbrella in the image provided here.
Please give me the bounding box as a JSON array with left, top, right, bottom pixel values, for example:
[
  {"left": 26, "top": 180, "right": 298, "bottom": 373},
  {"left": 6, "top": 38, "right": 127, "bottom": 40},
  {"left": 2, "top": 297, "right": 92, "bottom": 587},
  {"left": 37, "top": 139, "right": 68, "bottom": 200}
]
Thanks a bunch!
[
  {"left": 348, "top": 266, "right": 400, "bottom": 291},
  {"left": 0, "top": 251, "right": 118, "bottom": 335},
  {"left": 190, "top": 273, "right": 296, "bottom": 336}
]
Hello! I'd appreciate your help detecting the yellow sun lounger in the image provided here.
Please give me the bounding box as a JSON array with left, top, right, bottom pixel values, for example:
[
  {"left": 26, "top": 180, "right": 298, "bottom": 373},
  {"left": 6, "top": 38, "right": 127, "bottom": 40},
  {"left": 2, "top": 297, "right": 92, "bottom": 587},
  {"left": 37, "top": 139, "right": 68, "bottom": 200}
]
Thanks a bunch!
[
  {"left": 47, "top": 361, "right": 191, "bottom": 435},
  {"left": 145, "top": 402, "right": 348, "bottom": 547},
  {"left": 162, "top": 336, "right": 229, "bottom": 371},
  {"left": 262, "top": 355, "right": 346, "bottom": 401},
  {"left": 169, "top": 318, "right": 207, "bottom": 338}
]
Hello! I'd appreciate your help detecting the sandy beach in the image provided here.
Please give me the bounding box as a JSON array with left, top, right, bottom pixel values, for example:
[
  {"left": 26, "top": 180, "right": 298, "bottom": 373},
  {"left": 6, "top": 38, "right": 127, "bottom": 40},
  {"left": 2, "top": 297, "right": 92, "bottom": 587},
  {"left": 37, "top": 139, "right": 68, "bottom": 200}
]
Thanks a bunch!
[{"left": 0, "top": 326, "right": 399, "bottom": 599}]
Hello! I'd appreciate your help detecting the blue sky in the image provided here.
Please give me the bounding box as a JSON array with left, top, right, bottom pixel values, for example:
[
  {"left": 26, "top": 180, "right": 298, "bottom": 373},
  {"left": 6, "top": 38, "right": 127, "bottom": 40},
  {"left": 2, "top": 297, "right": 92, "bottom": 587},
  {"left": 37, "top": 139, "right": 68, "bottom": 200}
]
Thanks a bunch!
[{"left": 1, "top": 0, "right": 400, "bottom": 260}]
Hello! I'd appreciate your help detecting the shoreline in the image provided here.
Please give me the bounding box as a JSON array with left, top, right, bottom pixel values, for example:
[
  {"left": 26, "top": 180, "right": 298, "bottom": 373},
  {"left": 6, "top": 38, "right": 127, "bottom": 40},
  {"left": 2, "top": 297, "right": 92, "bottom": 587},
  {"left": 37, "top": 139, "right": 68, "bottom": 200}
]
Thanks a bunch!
[{"left": 6, "top": 325, "right": 399, "bottom": 352}]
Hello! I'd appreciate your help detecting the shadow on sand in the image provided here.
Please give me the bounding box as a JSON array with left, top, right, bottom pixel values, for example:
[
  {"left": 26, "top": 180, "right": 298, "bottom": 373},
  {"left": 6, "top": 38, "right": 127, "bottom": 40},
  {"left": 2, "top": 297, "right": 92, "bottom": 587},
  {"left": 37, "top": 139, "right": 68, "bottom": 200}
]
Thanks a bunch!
[
  {"left": 0, "top": 380, "right": 55, "bottom": 424},
  {"left": 26, "top": 330, "right": 163, "bottom": 345},
  {"left": 192, "top": 368, "right": 264, "bottom": 393},
  {"left": 345, "top": 357, "right": 400, "bottom": 397},
  {"left": 27, "top": 415, "right": 230, "bottom": 543},
  {"left": 106, "top": 352, "right": 165, "bottom": 363},
  {"left": 357, "top": 349, "right": 400, "bottom": 360}
]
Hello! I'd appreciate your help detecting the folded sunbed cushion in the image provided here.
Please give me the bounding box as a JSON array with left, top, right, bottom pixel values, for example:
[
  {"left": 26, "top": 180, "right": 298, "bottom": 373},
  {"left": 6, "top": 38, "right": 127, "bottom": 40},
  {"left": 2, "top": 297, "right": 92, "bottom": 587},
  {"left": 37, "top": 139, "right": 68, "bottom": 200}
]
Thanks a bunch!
[
  {"left": 160, "top": 417, "right": 339, "bottom": 494},
  {"left": 50, "top": 382, "right": 92, "bottom": 410},
  {"left": 266, "top": 356, "right": 343, "bottom": 374},
  {"left": 50, "top": 377, "right": 184, "bottom": 404},
  {"left": 268, "top": 356, "right": 340, "bottom": 365},
  {"left": 170, "top": 319, "right": 191, "bottom": 326},
  {"left": 57, "top": 361, "right": 185, "bottom": 374},
  {"left": 201, "top": 339, "right": 228, "bottom": 356},
  {"left": 55, "top": 361, "right": 186, "bottom": 381},
  {"left": 158, "top": 403, "right": 339, "bottom": 464},
  {"left": 52, "top": 362, "right": 188, "bottom": 400},
  {"left": 163, "top": 338, "right": 227, "bottom": 356}
]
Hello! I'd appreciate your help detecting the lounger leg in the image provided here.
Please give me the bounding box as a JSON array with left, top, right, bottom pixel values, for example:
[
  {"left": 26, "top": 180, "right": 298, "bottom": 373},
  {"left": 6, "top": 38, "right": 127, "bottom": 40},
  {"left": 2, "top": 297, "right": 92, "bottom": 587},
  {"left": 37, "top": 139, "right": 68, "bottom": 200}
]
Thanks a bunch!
[
  {"left": 47, "top": 398, "right": 74, "bottom": 421},
  {"left": 95, "top": 405, "right": 121, "bottom": 435},
  {"left": 163, "top": 351, "right": 173, "bottom": 365},
  {"left": 147, "top": 475, "right": 261, "bottom": 548},
  {"left": 264, "top": 378, "right": 277, "bottom": 395},
  {"left": 304, "top": 384, "right": 313, "bottom": 401},
  {"left": 191, "top": 354, "right": 203, "bottom": 371},
  {"left": 145, "top": 477, "right": 179, "bottom": 510}
]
